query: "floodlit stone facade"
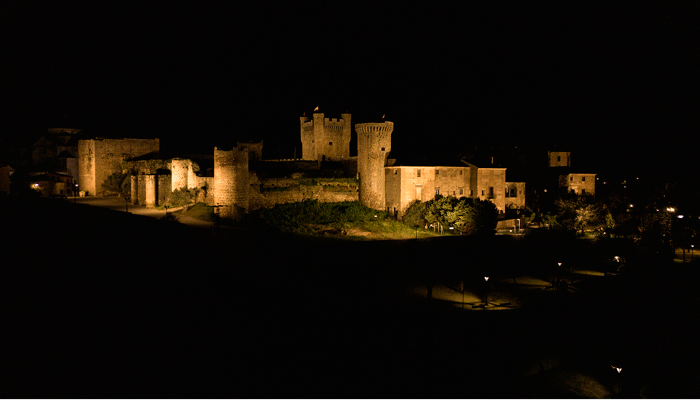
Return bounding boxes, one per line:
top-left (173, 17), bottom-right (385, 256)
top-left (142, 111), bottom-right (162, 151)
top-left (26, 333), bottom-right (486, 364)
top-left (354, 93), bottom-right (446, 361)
top-left (548, 151), bottom-right (571, 167)
top-left (301, 112), bottom-right (352, 162)
top-left (559, 173), bottom-right (596, 196)
top-left (356, 121), bottom-right (393, 211)
top-left (214, 146), bottom-right (249, 220)
top-left (78, 138), bottom-right (160, 196)
top-left (385, 166), bottom-right (476, 218)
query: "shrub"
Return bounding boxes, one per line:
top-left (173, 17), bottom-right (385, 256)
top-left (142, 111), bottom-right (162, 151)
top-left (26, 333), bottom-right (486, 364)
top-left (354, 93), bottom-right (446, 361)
top-left (169, 188), bottom-right (195, 208)
top-left (101, 171), bottom-right (130, 197)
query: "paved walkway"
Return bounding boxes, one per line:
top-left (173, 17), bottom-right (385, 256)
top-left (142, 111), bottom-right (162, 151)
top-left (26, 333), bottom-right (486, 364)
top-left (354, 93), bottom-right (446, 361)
top-left (70, 196), bottom-right (216, 229)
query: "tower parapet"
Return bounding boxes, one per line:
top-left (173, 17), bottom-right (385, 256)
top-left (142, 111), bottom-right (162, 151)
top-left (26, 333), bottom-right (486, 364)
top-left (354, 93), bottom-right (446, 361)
top-left (356, 121), bottom-right (394, 211)
top-left (214, 147), bottom-right (249, 220)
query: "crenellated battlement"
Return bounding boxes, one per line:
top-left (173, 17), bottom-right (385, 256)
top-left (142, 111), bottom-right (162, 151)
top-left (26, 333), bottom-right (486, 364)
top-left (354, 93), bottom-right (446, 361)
top-left (355, 122), bottom-right (394, 134)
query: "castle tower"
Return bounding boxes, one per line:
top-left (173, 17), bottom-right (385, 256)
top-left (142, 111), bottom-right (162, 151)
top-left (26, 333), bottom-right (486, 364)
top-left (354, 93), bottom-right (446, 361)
top-left (300, 110), bottom-right (352, 162)
top-left (170, 158), bottom-right (190, 192)
top-left (356, 121), bottom-right (394, 211)
top-left (214, 147), bottom-right (249, 220)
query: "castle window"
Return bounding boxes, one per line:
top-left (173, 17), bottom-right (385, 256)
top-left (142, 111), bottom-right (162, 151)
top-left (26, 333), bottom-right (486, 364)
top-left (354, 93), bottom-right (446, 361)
top-left (582, 176), bottom-right (586, 181)
top-left (417, 169), bottom-right (421, 177)
top-left (435, 188), bottom-right (440, 195)
top-left (488, 187), bottom-right (494, 199)
top-left (570, 176), bottom-right (573, 181)
top-left (557, 156), bottom-right (561, 162)
top-left (435, 170), bottom-right (439, 175)
top-left (460, 170), bottom-right (463, 175)
top-left (381, 147), bottom-right (385, 151)
top-left (459, 188), bottom-right (463, 195)
top-left (329, 142), bottom-right (333, 145)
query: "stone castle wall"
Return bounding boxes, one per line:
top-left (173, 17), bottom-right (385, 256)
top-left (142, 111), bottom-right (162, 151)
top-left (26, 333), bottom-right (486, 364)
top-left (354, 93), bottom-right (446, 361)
top-left (356, 122), bottom-right (393, 211)
top-left (214, 147), bottom-right (249, 219)
top-left (249, 185), bottom-right (358, 211)
top-left (78, 138), bottom-right (160, 196)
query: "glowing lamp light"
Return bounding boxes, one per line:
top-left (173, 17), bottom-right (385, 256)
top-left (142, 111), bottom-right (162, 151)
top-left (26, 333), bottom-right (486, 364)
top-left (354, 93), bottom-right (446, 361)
top-left (314, 106), bottom-right (319, 112)
top-left (629, 204), bottom-right (634, 208)
top-left (33, 183), bottom-right (39, 187)
top-left (484, 277), bottom-right (489, 282)
top-left (615, 256), bottom-right (620, 262)
top-left (558, 262), bottom-right (562, 267)
top-left (678, 215), bottom-right (684, 219)
top-left (667, 207), bottom-right (675, 212)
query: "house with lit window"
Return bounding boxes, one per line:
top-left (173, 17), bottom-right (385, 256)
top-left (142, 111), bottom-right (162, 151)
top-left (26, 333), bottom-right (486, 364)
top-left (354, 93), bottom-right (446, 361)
top-left (559, 173), bottom-right (596, 196)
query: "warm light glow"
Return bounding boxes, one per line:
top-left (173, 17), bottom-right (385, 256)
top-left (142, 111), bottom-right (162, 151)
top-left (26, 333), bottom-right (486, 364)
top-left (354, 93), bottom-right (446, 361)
top-left (314, 106), bottom-right (319, 112)
top-left (616, 367), bottom-right (622, 373)
top-left (629, 204), bottom-right (634, 208)
top-left (33, 183), bottom-right (39, 187)
top-left (382, 114), bottom-right (385, 119)
top-left (614, 256), bottom-right (620, 262)
top-left (484, 277), bottom-right (489, 281)
top-left (678, 215), bottom-right (684, 219)
top-left (667, 207), bottom-right (675, 212)
top-left (558, 262), bottom-right (562, 267)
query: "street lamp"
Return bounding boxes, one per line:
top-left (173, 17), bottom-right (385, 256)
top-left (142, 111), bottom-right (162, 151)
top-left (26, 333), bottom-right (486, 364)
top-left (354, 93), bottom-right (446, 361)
top-left (611, 365), bottom-right (622, 394)
top-left (484, 276), bottom-right (489, 305)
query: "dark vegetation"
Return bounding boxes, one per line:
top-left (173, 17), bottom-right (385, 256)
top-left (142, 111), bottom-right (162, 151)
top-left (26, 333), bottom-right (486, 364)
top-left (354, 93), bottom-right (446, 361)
top-left (2, 194), bottom-right (699, 397)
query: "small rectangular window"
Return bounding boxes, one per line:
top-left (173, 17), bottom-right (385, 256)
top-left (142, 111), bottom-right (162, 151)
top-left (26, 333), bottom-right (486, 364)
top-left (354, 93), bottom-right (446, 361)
top-left (460, 170), bottom-right (463, 175)
top-left (557, 156), bottom-right (561, 162)
top-left (459, 188), bottom-right (463, 195)
top-left (381, 147), bottom-right (385, 151)
top-left (329, 142), bottom-right (333, 145)
top-left (435, 188), bottom-right (440, 195)
top-left (435, 170), bottom-right (439, 175)
top-left (417, 169), bottom-right (421, 177)
top-left (570, 176), bottom-right (573, 181)
top-left (582, 176), bottom-right (586, 182)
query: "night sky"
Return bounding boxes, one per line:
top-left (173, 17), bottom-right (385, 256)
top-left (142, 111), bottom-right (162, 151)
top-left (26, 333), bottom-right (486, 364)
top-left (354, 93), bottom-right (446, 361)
top-left (2, 2), bottom-right (699, 172)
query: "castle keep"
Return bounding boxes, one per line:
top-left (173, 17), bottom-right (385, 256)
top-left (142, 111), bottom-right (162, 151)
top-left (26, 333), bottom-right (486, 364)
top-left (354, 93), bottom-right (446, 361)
top-left (300, 111), bottom-right (352, 162)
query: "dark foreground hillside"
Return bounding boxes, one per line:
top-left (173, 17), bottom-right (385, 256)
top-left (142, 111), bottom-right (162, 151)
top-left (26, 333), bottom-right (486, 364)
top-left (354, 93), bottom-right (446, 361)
top-left (2, 196), bottom-right (700, 398)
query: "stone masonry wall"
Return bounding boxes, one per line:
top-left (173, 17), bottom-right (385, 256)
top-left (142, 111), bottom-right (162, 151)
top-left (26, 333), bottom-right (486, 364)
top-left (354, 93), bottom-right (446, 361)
top-left (249, 186), bottom-right (358, 211)
top-left (79, 138), bottom-right (159, 196)
top-left (505, 182), bottom-right (526, 210)
top-left (357, 122), bottom-right (393, 211)
top-left (214, 147), bottom-right (249, 219)
top-left (78, 140), bottom-right (95, 195)
top-left (477, 168), bottom-right (507, 213)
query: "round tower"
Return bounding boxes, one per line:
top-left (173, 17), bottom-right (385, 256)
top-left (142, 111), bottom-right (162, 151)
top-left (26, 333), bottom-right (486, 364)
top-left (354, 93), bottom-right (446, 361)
top-left (170, 158), bottom-right (190, 192)
top-left (214, 147), bottom-right (249, 220)
top-left (356, 121), bottom-right (394, 211)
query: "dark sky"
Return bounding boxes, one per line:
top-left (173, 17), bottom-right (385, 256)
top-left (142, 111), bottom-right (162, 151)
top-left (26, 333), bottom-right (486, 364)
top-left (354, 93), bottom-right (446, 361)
top-left (2, 2), bottom-right (699, 171)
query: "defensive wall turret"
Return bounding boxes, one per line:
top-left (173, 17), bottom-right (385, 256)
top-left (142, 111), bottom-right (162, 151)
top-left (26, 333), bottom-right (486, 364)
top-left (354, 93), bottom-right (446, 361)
top-left (214, 147), bottom-right (249, 220)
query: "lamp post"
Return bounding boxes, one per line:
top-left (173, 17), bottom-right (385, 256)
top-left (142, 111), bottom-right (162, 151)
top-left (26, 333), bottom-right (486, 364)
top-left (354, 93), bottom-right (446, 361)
top-left (611, 365), bottom-right (622, 395)
top-left (484, 276), bottom-right (489, 305)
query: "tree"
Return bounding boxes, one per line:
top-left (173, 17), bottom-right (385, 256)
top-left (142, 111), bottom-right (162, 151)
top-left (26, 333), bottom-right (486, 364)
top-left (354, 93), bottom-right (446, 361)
top-left (101, 171), bottom-right (130, 197)
top-left (555, 192), bottom-right (611, 235)
top-left (422, 196), bottom-right (498, 235)
top-left (403, 200), bottom-right (428, 229)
